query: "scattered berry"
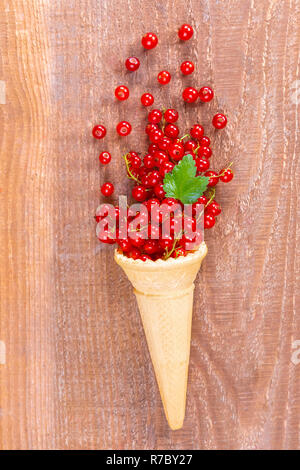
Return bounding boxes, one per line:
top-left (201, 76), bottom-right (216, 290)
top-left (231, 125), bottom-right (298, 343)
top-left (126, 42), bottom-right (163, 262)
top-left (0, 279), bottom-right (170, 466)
top-left (101, 182), bottom-right (114, 197)
top-left (125, 57), bottom-right (140, 72)
top-left (92, 124), bottom-right (106, 139)
top-left (219, 168), bottom-right (234, 182)
top-left (115, 85), bottom-right (129, 101)
top-left (198, 86), bottom-right (214, 102)
top-left (204, 213), bottom-right (216, 229)
top-left (142, 32), bottom-right (158, 50)
top-left (141, 93), bottom-right (154, 106)
top-left (148, 109), bottom-right (162, 124)
top-left (212, 113), bottom-right (227, 129)
top-left (116, 121), bottom-right (132, 136)
top-left (180, 61), bottom-right (194, 75)
top-left (157, 70), bottom-right (171, 85)
top-left (164, 108), bottom-right (179, 123)
top-left (182, 87), bottom-right (198, 103)
top-left (99, 151), bottom-right (111, 165)
top-left (178, 24), bottom-right (194, 41)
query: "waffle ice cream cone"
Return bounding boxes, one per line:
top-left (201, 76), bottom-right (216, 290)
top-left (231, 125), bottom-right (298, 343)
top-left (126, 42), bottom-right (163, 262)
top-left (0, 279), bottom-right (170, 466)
top-left (114, 242), bottom-right (207, 430)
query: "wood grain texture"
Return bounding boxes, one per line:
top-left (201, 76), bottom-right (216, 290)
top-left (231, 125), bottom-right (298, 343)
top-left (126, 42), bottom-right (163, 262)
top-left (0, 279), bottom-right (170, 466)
top-left (0, 0), bottom-right (299, 450)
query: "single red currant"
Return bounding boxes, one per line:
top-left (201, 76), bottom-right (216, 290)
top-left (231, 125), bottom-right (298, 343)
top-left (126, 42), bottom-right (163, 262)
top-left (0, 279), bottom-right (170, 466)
top-left (212, 113), bottom-right (227, 129)
top-left (198, 146), bottom-right (212, 159)
top-left (125, 56), bottom-right (140, 72)
top-left (99, 151), bottom-right (111, 165)
top-left (184, 140), bottom-right (198, 153)
top-left (205, 170), bottom-right (219, 187)
top-left (132, 185), bottom-right (147, 202)
top-left (128, 152), bottom-right (142, 169)
top-left (141, 32), bottom-right (158, 50)
top-left (145, 123), bottom-right (158, 135)
top-left (164, 108), bottom-right (179, 123)
top-left (195, 158), bottom-right (210, 173)
top-left (116, 121), bottom-right (132, 136)
top-left (159, 161), bottom-right (174, 178)
top-left (178, 24), bottom-right (194, 41)
top-left (149, 128), bottom-right (163, 143)
top-left (117, 239), bottom-right (132, 253)
top-left (201, 136), bottom-right (211, 146)
top-left (92, 124), bottom-right (106, 139)
top-left (148, 143), bottom-right (159, 155)
top-left (219, 168), bottom-right (234, 182)
top-left (158, 136), bottom-right (172, 151)
top-left (154, 183), bottom-right (166, 199)
top-left (154, 150), bottom-right (169, 165)
top-left (182, 87), bottom-right (198, 103)
top-left (148, 109), bottom-right (162, 124)
top-left (180, 61), bottom-right (194, 75)
top-left (169, 142), bottom-right (184, 161)
top-left (141, 93), bottom-right (154, 106)
top-left (164, 123), bottom-right (179, 139)
top-left (157, 70), bottom-right (171, 85)
top-left (143, 239), bottom-right (159, 254)
top-left (140, 254), bottom-right (152, 261)
top-left (115, 85), bottom-right (129, 101)
top-left (198, 86), bottom-right (214, 102)
top-left (206, 201), bottom-right (221, 216)
top-left (190, 124), bottom-right (204, 140)
top-left (148, 170), bottom-right (161, 187)
top-left (101, 182), bottom-right (114, 197)
top-left (143, 154), bottom-right (156, 169)
top-left (204, 213), bottom-right (216, 229)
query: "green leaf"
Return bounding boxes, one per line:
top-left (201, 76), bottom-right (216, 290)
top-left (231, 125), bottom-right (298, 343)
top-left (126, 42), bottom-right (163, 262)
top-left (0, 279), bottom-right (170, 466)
top-left (163, 154), bottom-right (209, 204)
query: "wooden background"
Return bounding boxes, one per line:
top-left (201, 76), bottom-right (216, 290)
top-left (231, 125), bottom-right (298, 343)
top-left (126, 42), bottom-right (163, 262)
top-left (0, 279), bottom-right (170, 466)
top-left (0, 0), bottom-right (299, 450)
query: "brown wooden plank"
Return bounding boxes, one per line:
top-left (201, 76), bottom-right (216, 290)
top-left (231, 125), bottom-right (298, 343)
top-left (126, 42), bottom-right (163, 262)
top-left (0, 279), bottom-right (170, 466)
top-left (0, 0), bottom-right (299, 450)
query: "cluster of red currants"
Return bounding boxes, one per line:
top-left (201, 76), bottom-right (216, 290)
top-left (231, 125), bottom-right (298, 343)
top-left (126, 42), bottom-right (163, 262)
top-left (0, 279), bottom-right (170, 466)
top-left (94, 25), bottom-right (234, 260)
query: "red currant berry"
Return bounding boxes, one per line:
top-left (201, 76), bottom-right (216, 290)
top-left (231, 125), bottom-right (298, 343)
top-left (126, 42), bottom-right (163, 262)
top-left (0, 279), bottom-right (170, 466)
top-left (117, 239), bottom-right (132, 253)
top-left (142, 32), bottom-right (158, 50)
top-left (140, 254), bottom-right (152, 261)
top-left (144, 240), bottom-right (159, 254)
top-left (115, 85), bottom-right (129, 101)
top-left (164, 123), bottom-right (179, 139)
top-left (116, 121), bottom-right (132, 136)
top-left (184, 140), bottom-right (197, 153)
top-left (148, 171), bottom-right (161, 187)
top-left (129, 230), bottom-right (145, 248)
top-left (198, 86), bottom-right (214, 102)
top-left (158, 136), bottom-right (172, 151)
top-left (143, 154), bottom-right (156, 169)
top-left (180, 61), bottom-right (194, 75)
top-left (212, 113), bottom-right (227, 129)
top-left (101, 182), bottom-right (114, 197)
top-left (92, 124), bottom-right (106, 139)
top-left (204, 213), bottom-right (216, 229)
top-left (172, 247), bottom-right (187, 258)
top-left (178, 24), bottom-right (194, 41)
top-left (149, 128), bottom-right (163, 143)
top-left (157, 70), bottom-right (171, 85)
top-left (148, 109), bottom-right (162, 124)
top-left (145, 198), bottom-right (160, 211)
top-left (99, 151), bottom-right (111, 165)
top-left (141, 93), bottom-right (154, 107)
top-left (145, 123), bottom-right (158, 135)
top-left (148, 143), bottom-right (159, 155)
top-left (94, 203), bottom-right (111, 222)
top-left (132, 185), bottom-right (147, 202)
top-left (198, 146), bottom-right (212, 159)
top-left (154, 150), bottom-right (169, 165)
top-left (182, 87), bottom-right (198, 103)
top-left (206, 201), bottom-right (221, 216)
top-left (128, 152), bottom-right (142, 169)
top-left (219, 168), bottom-right (234, 182)
top-left (195, 158), bottom-right (210, 173)
top-left (160, 161), bottom-right (174, 178)
top-left (128, 248), bottom-right (142, 260)
top-left (190, 124), bottom-right (204, 140)
top-left (201, 136), bottom-right (211, 146)
top-left (169, 142), bottom-right (184, 161)
top-left (125, 56), bottom-right (140, 72)
top-left (164, 109), bottom-right (179, 123)
top-left (154, 183), bottom-right (166, 199)
top-left (159, 235), bottom-right (174, 250)
top-left (205, 170), bottom-right (219, 187)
